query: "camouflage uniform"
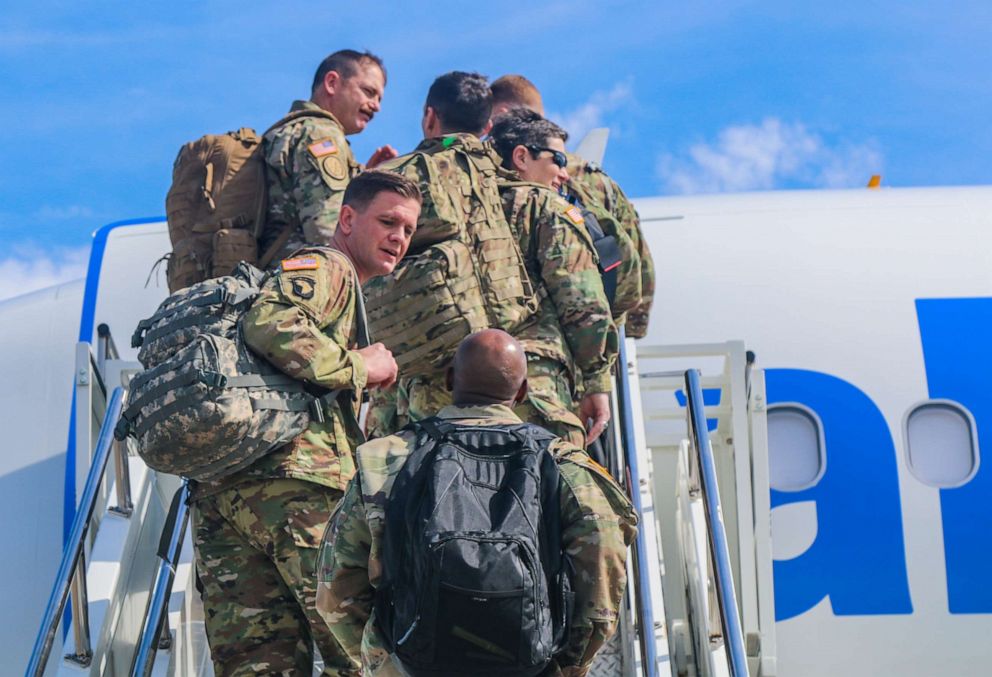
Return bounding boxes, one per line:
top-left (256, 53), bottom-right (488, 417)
top-left (316, 404), bottom-right (638, 677)
top-left (260, 101), bottom-right (362, 264)
top-left (503, 182), bottom-right (619, 447)
top-left (566, 152), bottom-right (655, 338)
top-left (191, 246), bottom-right (366, 676)
top-left (563, 179), bottom-right (641, 324)
top-left (365, 139), bottom-right (617, 447)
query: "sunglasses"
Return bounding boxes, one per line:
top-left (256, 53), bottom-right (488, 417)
top-left (527, 146), bottom-right (568, 169)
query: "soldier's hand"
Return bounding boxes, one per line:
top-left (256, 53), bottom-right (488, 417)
top-left (357, 343), bottom-right (398, 389)
top-left (366, 145), bottom-right (399, 169)
top-left (580, 392), bottom-right (611, 444)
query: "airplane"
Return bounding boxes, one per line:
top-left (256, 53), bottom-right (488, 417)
top-left (4, 127), bottom-right (991, 675)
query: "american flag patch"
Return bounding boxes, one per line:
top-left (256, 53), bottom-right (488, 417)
top-left (307, 139), bottom-right (338, 158)
top-left (282, 256), bottom-right (320, 271)
top-left (564, 205), bottom-right (584, 225)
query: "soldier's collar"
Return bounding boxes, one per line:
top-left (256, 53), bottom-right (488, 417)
top-left (288, 100), bottom-right (345, 130)
top-left (416, 133), bottom-right (487, 154)
top-left (437, 403), bottom-right (522, 422)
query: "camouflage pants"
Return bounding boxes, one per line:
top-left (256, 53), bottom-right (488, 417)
top-left (515, 355), bottom-right (586, 448)
top-left (192, 478), bottom-right (356, 677)
top-left (400, 355), bottom-right (586, 447)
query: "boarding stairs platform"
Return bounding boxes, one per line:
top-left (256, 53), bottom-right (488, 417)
top-left (26, 326), bottom-right (776, 677)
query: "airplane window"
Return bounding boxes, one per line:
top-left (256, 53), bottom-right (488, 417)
top-left (905, 401), bottom-right (978, 488)
top-left (767, 404), bottom-right (825, 491)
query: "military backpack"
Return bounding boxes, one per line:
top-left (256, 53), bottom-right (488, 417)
top-left (375, 418), bottom-right (572, 677)
top-left (164, 109), bottom-right (341, 293)
top-left (115, 260), bottom-right (368, 482)
top-left (364, 138), bottom-right (539, 376)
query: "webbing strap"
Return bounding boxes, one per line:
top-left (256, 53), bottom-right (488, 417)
top-left (132, 393), bottom-right (205, 438)
top-left (371, 292), bottom-right (445, 326)
top-left (138, 287), bottom-right (226, 331)
top-left (139, 310), bottom-right (220, 346)
top-left (123, 368), bottom-right (203, 419)
top-left (380, 305), bottom-right (460, 344)
top-left (395, 324), bottom-right (466, 367)
top-left (134, 285), bottom-right (258, 347)
top-left (251, 398), bottom-right (312, 413)
top-left (224, 374), bottom-right (304, 389)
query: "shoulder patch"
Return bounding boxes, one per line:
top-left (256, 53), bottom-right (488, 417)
top-left (308, 138), bottom-right (338, 158)
top-left (290, 276), bottom-right (316, 299)
top-left (564, 205), bottom-right (585, 225)
top-left (282, 256), bottom-right (320, 272)
top-left (321, 155), bottom-right (347, 180)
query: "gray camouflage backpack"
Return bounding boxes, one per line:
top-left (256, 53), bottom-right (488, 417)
top-left (115, 261), bottom-right (367, 481)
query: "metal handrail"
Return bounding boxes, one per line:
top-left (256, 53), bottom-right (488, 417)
top-left (27, 386), bottom-right (126, 676)
top-left (615, 332), bottom-right (660, 677)
top-left (131, 482), bottom-right (190, 677)
top-left (684, 369), bottom-right (749, 676)
top-left (97, 322), bottom-right (121, 375)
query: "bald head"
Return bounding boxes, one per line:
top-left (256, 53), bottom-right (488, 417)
top-left (449, 329), bottom-right (528, 406)
top-left (491, 74), bottom-right (545, 118)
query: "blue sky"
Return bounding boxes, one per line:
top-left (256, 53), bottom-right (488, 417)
top-left (1, 1), bottom-right (990, 298)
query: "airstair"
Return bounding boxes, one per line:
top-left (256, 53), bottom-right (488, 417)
top-left (27, 325), bottom-right (776, 677)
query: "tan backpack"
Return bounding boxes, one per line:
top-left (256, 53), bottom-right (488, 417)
top-left (164, 110), bottom-right (340, 293)
top-left (364, 138), bottom-right (539, 375)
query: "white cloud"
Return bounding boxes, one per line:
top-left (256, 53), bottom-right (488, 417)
top-left (657, 118), bottom-right (883, 194)
top-left (550, 79), bottom-right (634, 144)
top-left (0, 246), bottom-right (89, 302)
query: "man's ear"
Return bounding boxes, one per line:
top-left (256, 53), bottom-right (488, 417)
top-left (513, 378), bottom-right (528, 406)
top-left (481, 118), bottom-right (493, 137)
top-left (445, 366), bottom-right (454, 392)
top-left (323, 70), bottom-right (341, 96)
top-left (337, 203), bottom-right (355, 236)
top-left (422, 107), bottom-right (439, 137)
top-left (511, 144), bottom-right (530, 173)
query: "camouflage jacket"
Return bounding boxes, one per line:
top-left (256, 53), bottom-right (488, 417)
top-left (502, 182), bottom-right (618, 394)
top-left (380, 133), bottom-right (514, 251)
top-left (195, 247), bottom-right (367, 498)
top-left (562, 179), bottom-right (642, 323)
top-left (566, 152), bottom-right (655, 338)
top-left (317, 404), bottom-right (637, 677)
top-left (260, 101), bottom-right (362, 264)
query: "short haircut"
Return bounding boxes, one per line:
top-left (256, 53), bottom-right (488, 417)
top-left (342, 170), bottom-right (422, 212)
top-left (425, 71), bottom-right (492, 134)
top-left (491, 74), bottom-right (543, 112)
top-left (311, 49), bottom-right (386, 93)
top-left (489, 107), bottom-right (569, 169)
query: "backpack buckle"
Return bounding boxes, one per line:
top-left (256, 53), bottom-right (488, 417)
top-left (197, 371), bottom-right (228, 388)
top-left (308, 399), bottom-right (326, 424)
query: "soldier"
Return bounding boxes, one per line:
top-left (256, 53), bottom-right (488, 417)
top-left (491, 74), bottom-right (656, 337)
top-left (259, 49), bottom-right (399, 264)
top-left (317, 329), bottom-right (637, 676)
top-left (190, 170), bottom-right (421, 677)
top-left (490, 109), bottom-right (618, 449)
top-left (367, 72), bottom-right (615, 448)
top-left (365, 70), bottom-right (497, 437)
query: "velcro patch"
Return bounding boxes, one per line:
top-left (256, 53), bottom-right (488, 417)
top-left (291, 276), bottom-right (315, 300)
top-left (564, 205), bottom-right (584, 225)
top-left (282, 256), bottom-right (320, 271)
top-left (322, 155), bottom-right (347, 181)
top-left (308, 139), bottom-right (338, 158)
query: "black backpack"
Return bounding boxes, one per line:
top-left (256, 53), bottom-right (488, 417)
top-left (375, 418), bottom-right (573, 676)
